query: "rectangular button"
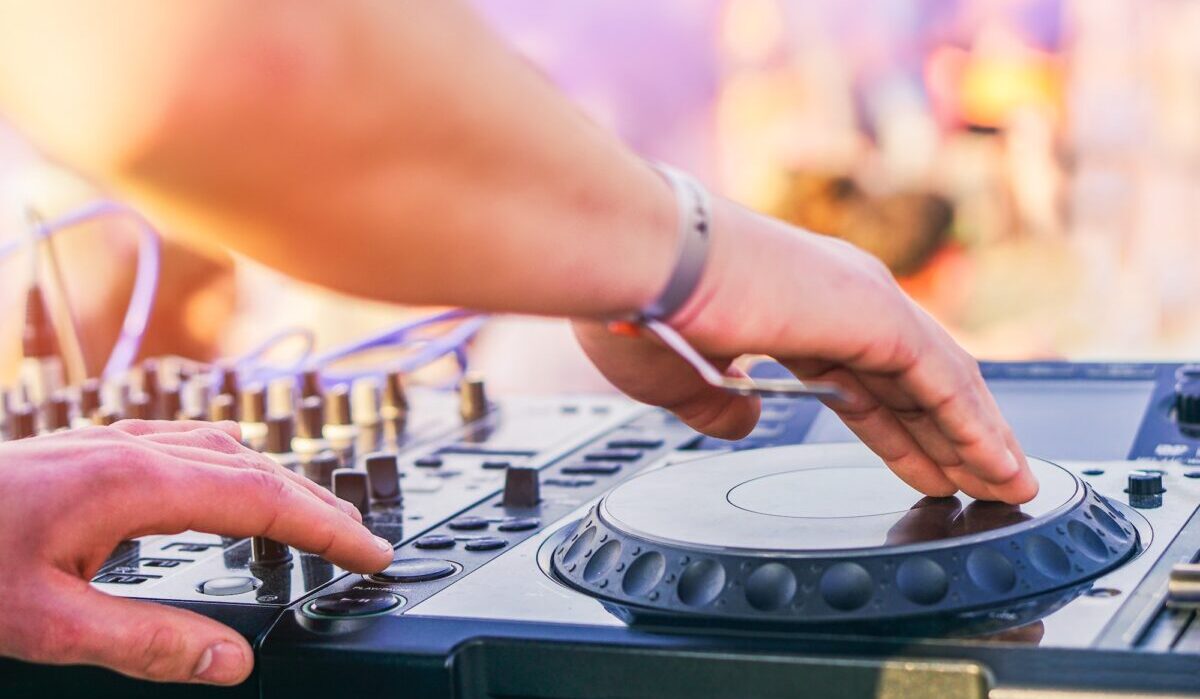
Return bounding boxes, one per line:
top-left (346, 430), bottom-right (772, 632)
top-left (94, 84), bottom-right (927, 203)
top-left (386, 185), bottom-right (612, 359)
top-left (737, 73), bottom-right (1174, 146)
top-left (93, 573), bottom-right (159, 585)
top-left (584, 449), bottom-right (642, 462)
top-left (606, 438), bottom-right (664, 450)
top-left (561, 462), bottom-right (622, 475)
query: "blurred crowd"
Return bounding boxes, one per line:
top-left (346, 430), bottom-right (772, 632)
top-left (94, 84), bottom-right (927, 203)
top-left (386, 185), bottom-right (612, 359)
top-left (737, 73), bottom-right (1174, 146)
top-left (1, 0), bottom-right (1198, 391)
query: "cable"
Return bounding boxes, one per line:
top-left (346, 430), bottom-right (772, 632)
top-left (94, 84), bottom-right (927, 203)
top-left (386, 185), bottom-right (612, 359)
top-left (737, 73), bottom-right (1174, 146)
top-left (2, 200), bottom-right (161, 380)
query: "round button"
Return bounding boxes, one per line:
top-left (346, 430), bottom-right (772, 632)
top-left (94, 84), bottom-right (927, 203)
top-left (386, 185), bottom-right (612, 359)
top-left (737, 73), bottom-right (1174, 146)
top-left (448, 516), bottom-right (489, 531)
top-left (305, 588), bottom-right (401, 618)
top-left (371, 558), bottom-right (457, 583)
top-left (497, 517), bottom-right (540, 532)
top-left (413, 534), bottom-right (455, 550)
top-left (464, 537), bottom-right (507, 552)
top-left (198, 576), bottom-right (260, 596)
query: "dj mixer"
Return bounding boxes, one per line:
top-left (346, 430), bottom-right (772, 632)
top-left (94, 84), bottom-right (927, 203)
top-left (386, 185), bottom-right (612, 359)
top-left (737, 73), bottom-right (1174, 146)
top-left (4, 360), bottom-right (1200, 698)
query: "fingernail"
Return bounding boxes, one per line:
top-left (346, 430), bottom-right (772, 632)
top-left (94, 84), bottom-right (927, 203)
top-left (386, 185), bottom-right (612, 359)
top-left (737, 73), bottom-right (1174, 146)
top-left (375, 536), bottom-right (394, 553)
top-left (193, 642), bottom-right (246, 685)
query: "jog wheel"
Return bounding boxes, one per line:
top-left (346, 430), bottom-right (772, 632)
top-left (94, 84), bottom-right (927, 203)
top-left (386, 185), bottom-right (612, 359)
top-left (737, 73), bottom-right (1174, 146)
top-left (552, 444), bottom-right (1139, 627)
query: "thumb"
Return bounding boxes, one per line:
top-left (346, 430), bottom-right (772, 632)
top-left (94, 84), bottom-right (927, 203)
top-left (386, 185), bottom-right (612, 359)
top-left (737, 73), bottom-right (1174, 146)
top-left (38, 576), bottom-right (252, 685)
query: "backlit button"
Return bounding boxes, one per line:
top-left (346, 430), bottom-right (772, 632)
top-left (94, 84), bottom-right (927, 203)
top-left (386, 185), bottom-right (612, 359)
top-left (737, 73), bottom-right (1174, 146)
top-left (448, 516), bottom-right (489, 531)
top-left (497, 517), bottom-right (540, 532)
top-left (606, 438), bottom-right (664, 450)
top-left (371, 558), bottom-right (457, 583)
top-left (464, 537), bottom-right (507, 552)
top-left (414, 534), bottom-right (456, 550)
top-left (306, 588), bottom-right (401, 618)
top-left (561, 462), bottom-right (622, 476)
top-left (199, 576), bottom-right (260, 596)
top-left (584, 449), bottom-right (642, 462)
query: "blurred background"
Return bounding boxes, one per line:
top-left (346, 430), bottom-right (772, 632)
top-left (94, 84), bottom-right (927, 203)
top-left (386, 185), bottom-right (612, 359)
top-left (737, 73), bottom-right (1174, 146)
top-left (1, 0), bottom-right (1198, 393)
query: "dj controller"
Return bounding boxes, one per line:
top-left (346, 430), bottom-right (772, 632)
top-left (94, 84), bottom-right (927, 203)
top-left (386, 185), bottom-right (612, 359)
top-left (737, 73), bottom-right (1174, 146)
top-left (4, 360), bottom-right (1200, 698)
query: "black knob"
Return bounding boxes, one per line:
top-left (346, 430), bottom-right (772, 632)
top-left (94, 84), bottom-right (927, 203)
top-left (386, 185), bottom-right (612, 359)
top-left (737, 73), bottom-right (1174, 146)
top-left (296, 396), bottom-right (325, 440)
top-left (42, 392), bottom-right (71, 431)
top-left (264, 414), bottom-right (295, 454)
top-left (299, 368), bottom-right (323, 399)
top-left (1175, 365), bottom-right (1200, 430)
top-left (8, 405), bottom-right (36, 439)
top-left (364, 452), bottom-right (402, 506)
top-left (303, 451), bottom-right (341, 488)
top-left (159, 386), bottom-right (182, 421)
top-left (332, 469), bottom-right (370, 517)
top-left (78, 379), bottom-right (102, 418)
top-left (250, 536), bottom-right (292, 565)
top-left (1128, 470), bottom-right (1164, 509)
top-left (502, 465), bottom-right (540, 509)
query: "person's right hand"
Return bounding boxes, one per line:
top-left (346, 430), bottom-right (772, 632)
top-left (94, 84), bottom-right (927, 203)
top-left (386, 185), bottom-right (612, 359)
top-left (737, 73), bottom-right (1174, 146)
top-left (575, 198), bottom-right (1039, 505)
top-left (0, 420), bottom-right (394, 686)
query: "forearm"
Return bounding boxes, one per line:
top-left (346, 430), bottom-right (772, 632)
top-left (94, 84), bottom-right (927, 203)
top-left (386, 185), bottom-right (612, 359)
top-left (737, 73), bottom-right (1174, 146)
top-left (0, 0), bottom-right (676, 317)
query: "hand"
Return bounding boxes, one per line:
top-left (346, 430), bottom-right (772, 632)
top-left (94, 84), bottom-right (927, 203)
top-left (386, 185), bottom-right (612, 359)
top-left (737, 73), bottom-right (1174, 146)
top-left (0, 420), bottom-right (393, 686)
top-left (575, 199), bottom-right (1038, 505)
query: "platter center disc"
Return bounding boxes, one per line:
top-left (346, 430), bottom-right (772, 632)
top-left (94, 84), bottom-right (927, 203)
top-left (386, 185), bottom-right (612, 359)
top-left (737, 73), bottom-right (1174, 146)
top-left (727, 466), bottom-right (917, 518)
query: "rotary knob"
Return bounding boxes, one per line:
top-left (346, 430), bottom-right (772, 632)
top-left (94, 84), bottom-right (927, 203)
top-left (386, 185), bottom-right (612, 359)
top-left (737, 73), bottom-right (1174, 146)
top-left (1174, 365), bottom-right (1200, 432)
top-left (1128, 470), bottom-right (1164, 509)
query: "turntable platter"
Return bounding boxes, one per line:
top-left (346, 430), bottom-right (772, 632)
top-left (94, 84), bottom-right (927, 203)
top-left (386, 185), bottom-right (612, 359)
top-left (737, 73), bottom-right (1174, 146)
top-left (552, 444), bottom-right (1139, 628)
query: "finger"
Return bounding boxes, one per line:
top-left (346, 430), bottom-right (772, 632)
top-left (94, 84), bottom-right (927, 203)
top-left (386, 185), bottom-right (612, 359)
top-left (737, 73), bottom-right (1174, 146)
top-left (136, 431), bottom-right (361, 520)
top-left (106, 456), bottom-right (392, 572)
top-left (33, 573), bottom-right (252, 685)
top-left (574, 322), bottom-right (760, 440)
top-left (844, 306), bottom-right (1031, 498)
top-left (783, 360), bottom-right (956, 497)
top-left (852, 372), bottom-right (999, 501)
top-left (110, 419), bottom-right (242, 442)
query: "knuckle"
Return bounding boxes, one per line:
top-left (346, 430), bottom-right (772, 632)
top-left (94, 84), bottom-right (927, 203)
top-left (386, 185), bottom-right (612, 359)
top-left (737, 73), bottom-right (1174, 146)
top-left (194, 428), bottom-right (239, 453)
top-left (243, 468), bottom-right (290, 506)
top-left (112, 419), bottom-right (150, 436)
top-left (131, 624), bottom-right (188, 681)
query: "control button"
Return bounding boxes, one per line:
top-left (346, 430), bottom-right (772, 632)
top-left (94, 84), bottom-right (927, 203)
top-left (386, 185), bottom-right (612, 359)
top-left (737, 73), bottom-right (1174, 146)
top-left (1167, 563), bottom-right (1200, 608)
top-left (501, 466), bottom-right (540, 508)
top-left (251, 537), bottom-right (292, 565)
top-left (464, 537), bottom-right (507, 552)
top-left (415, 455), bottom-right (444, 468)
top-left (199, 576), bottom-right (260, 596)
top-left (482, 460), bottom-right (511, 470)
top-left (606, 438), bottom-right (664, 450)
top-left (497, 517), bottom-right (540, 532)
top-left (325, 384), bottom-right (353, 426)
top-left (561, 462), bottom-right (622, 476)
top-left (209, 393), bottom-right (236, 422)
top-left (306, 588), bottom-right (401, 618)
top-left (42, 392), bottom-right (71, 430)
top-left (164, 542), bottom-right (218, 553)
top-left (138, 558), bottom-right (185, 569)
top-left (448, 516), bottom-right (489, 531)
top-left (365, 453), bottom-right (402, 506)
top-left (458, 373), bottom-right (489, 423)
top-left (93, 573), bottom-right (158, 585)
top-left (1128, 471), bottom-right (1164, 509)
top-left (332, 469), bottom-right (370, 516)
top-left (381, 371), bottom-right (409, 423)
top-left (584, 449), bottom-right (643, 462)
top-left (371, 558), bottom-right (457, 583)
top-left (544, 476), bottom-right (597, 488)
top-left (414, 534), bottom-right (456, 550)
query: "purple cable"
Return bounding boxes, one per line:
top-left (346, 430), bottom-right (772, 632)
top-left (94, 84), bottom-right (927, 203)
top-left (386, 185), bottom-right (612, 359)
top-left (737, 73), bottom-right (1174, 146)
top-left (7, 200), bottom-right (161, 379)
